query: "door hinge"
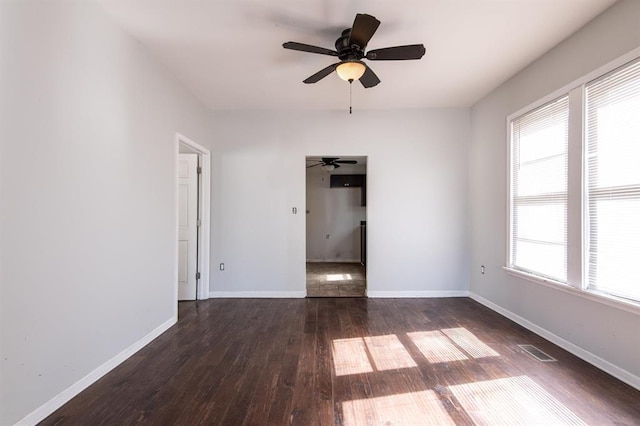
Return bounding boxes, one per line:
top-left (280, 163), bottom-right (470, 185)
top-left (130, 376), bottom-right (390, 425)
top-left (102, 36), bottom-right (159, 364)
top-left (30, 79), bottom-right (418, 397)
top-left (197, 219), bottom-right (201, 227)
top-left (196, 272), bottom-right (201, 280)
top-left (197, 166), bottom-right (202, 174)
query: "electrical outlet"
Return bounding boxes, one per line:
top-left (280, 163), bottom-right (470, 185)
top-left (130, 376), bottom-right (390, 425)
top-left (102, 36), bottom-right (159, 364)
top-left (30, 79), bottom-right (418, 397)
top-left (481, 265), bottom-right (485, 274)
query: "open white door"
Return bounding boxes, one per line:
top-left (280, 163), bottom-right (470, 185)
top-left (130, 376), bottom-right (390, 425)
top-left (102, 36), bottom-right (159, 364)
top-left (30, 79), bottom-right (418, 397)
top-left (178, 153), bottom-right (198, 300)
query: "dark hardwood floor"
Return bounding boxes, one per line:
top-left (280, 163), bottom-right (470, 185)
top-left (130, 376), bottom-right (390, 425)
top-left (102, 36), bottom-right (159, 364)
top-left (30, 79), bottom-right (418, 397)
top-left (42, 298), bottom-right (640, 425)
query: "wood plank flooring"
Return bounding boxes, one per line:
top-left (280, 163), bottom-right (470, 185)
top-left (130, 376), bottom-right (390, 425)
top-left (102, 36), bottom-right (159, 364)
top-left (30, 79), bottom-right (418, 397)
top-left (306, 262), bottom-right (366, 297)
top-left (42, 298), bottom-right (640, 425)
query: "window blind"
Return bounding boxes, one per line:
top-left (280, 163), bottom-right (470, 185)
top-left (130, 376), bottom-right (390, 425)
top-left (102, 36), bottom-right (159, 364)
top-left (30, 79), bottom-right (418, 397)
top-left (510, 96), bottom-right (569, 282)
top-left (585, 58), bottom-right (640, 301)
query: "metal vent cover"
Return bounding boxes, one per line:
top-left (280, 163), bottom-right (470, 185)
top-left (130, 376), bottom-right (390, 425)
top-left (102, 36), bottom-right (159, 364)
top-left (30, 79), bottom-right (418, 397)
top-left (518, 344), bottom-right (556, 362)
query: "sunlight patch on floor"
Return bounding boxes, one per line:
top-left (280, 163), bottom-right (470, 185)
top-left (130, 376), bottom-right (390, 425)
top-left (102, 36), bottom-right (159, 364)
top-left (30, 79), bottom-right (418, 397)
top-left (326, 273), bottom-right (353, 281)
top-left (408, 330), bottom-right (469, 363)
top-left (449, 375), bottom-right (586, 425)
top-left (332, 328), bottom-right (497, 377)
top-left (342, 390), bottom-right (456, 426)
top-left (332, 337), bottom-right (373, 376)
top-left (441, 327), bottom-right (500, 358)
top-left (332, 334), bottom-right (416, 376)
top-left (364, 334), bottom-right (417, 371)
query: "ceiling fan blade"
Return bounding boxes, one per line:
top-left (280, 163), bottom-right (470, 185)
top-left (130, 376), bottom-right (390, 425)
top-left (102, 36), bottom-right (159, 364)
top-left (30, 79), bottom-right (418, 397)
top-left (335, 160), bottom-right (358, 164)
top-left (283, 41), bottom-right (339, 56)
top-left (303, 63), bottom-right (340, 84)
top-left (321, 157), bottom-right (339, 163)
top-left (366, 44), bottom-right (426, 61)
top-left (306, 163), bottom-right (323, 168)
top-left (359, 65), bottom-right (381, 88)
top-left (348, 14), bottom-right (380, 49)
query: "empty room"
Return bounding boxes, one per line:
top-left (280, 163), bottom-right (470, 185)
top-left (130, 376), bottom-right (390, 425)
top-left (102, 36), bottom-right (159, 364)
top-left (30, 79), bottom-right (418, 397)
top-left (2, 1), bottom-right (640, 425)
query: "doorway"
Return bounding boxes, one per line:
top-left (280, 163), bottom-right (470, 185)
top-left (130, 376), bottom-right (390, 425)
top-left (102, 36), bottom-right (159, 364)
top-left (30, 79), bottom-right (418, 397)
top-left (176, 133), bottom-right (211, 302)
top-left (305, 156), bottom-right (367, 297)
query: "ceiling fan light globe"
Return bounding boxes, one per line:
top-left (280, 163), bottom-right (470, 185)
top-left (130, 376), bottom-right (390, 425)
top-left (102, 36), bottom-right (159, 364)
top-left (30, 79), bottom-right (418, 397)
top-left (321, 164), bottom-right (336, 172)
top-left (336, 61), bottom-right (366, 82)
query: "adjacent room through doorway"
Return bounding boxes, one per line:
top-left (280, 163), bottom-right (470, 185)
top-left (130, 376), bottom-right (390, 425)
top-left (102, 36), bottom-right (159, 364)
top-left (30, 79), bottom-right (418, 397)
top-left (305, 156), bottom-right (367, 297)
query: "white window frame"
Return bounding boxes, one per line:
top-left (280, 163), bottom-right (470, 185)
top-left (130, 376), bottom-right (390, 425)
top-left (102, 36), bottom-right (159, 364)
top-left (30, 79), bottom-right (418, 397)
top-left (505, 46), bottom-right (640, 316)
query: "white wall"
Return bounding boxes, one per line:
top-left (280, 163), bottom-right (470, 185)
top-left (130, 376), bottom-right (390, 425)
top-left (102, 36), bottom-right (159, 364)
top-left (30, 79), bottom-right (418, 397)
top-left (209, 109), bottom-right (469, 297)
top-left (469, 0), bottom-right (640, 386)
top-left (306, 164), bottom-right (366, 262)
top-left (0, 2), bottom-right (210, 424)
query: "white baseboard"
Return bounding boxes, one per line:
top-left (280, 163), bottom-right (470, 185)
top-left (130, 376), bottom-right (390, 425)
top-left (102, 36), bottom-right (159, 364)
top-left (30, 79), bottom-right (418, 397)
top-left (16, 316), bottom-right (177, 426)
top-left (209, 291), bottom-right (306, 298)
top-left (367, 290), bottom-right (469, 298)
top-left (306, 259), bottom-right (360, 263)
top-left (469, 292), bottom-right (640, 391)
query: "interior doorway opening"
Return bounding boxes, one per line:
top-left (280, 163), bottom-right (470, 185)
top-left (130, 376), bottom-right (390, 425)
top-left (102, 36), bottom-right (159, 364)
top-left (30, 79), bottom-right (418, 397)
top-left (176, 134), bottom-right (211, 305)
top-left (305, 156), bottom-right (367, 297)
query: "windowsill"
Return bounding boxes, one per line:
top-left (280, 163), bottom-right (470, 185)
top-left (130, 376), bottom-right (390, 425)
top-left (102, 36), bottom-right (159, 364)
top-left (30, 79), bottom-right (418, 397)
top-left (503, 266), bottom-right (640, 316)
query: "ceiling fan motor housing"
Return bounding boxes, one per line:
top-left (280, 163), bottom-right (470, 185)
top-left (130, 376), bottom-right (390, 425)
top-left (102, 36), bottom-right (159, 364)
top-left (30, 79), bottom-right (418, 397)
top-left (335, 29), bottom-right (364, 61)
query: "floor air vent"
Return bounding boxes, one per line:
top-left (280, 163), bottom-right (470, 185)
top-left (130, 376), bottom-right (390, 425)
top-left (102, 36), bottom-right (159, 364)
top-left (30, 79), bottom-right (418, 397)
top-left (518, 344), bottom-right (556, 362)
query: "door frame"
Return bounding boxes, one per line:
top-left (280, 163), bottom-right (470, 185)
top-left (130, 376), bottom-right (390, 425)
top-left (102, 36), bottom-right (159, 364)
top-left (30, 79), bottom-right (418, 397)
top-left (175, 133), bottom-right (211, 301)
top-left (305, 155), bottom-right (368, 297)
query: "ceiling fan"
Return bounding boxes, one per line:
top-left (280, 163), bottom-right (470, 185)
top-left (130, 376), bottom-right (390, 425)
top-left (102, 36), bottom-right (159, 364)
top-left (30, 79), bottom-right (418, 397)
top-left (283, 13), bottom-right (426, 88)
top-left (307, 157), bottom-right (358, 170)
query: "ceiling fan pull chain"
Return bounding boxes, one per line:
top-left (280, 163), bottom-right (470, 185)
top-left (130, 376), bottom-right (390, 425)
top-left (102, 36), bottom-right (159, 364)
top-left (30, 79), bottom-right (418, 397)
top-left (349, 81), bottom-right (353, 114)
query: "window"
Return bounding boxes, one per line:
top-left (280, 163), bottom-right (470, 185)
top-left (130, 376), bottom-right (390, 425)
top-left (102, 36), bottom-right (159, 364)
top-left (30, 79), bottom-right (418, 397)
top-left (585, 58), bottom-right (640, 301)
top-left (508, 52), bottom-right (640, 305)
top-left (510, 97), bottom-right (569, 282)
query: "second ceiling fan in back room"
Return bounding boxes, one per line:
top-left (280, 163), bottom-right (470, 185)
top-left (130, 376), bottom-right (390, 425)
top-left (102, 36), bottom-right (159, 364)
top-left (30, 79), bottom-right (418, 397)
top-left (283, 13), bottom-right (426, 89)
top-left (307, 157), bottom-right (357, 172)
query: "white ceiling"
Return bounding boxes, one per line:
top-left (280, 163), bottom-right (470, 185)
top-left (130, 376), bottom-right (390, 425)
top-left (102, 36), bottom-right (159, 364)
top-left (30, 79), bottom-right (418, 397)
top-left (99, 0), bottom-right (616, 111)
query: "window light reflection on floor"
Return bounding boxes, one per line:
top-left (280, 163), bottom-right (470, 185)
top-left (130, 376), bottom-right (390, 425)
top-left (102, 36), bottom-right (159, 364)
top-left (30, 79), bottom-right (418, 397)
top-left (408, 330), bottom-right (469, 363)
top-left (449, 375), bottom-right (586, 425)
top-left (326, 273), bottom-right (353, 281)
top-left (332, 335), bottom-right (416, 376)
top-left (364, 335), bottom-right (417, 371)
top-left (332, 328), bottom-right (499, 376)
top-left (441, 327), bottom-right (500, 358)
top-left (332, 338), bottom-right (373, 376)
top-left (342, 390), bottom-right (456, 426)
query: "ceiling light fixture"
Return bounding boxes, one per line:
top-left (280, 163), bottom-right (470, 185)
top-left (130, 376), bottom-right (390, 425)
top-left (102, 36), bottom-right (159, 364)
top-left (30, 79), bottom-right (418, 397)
top-left (336, 61), bottom-right (366, 82)
top-left (336, 61), bottom-right (367, 115)
top-left (321, 164), bottom-right (336, 172)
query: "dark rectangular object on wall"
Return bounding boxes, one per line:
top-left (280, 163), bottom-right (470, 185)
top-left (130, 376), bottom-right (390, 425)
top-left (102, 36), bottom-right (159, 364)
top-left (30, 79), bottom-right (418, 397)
top-left (330, 174), bottom-right (366, 206)
top-left (330, 174), bottom-right (364, 188)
